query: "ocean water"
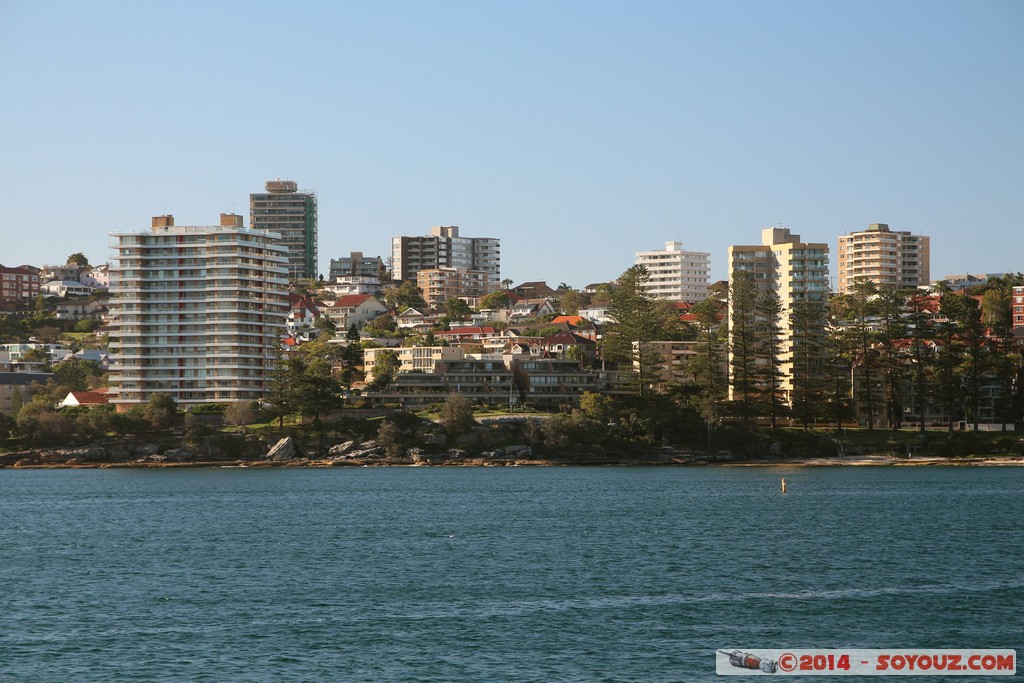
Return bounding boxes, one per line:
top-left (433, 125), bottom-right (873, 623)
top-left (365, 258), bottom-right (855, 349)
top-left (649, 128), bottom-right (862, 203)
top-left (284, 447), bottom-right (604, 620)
top-left (0, 466), bottom-right (1021, 682)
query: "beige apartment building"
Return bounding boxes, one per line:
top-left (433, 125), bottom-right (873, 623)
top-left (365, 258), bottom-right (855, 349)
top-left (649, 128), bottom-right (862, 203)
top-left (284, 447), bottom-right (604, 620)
top-left (250, 180), bottom-right (318, 281)
top-left (363, 345), bottom-right (464, 379)
top-left (727, 227), bottom-right (829, 401)
top-left (634, 241), bottom-right (711, 302)
top-left (416, 267), bottom-right (493, 307)
top-left (836, 223), bottom-right (929, 293)
top-left (108, 214), bottom-right (288, 409)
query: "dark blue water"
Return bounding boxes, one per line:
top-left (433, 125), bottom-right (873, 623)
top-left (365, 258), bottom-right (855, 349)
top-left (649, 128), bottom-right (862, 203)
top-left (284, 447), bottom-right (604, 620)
top-left (1, 466), bottom-right (1021, 681)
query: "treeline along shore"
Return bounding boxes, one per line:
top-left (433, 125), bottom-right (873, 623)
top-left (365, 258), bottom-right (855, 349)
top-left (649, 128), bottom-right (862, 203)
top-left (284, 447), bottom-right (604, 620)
top-left (4, 397), bottom-right (1023, 469)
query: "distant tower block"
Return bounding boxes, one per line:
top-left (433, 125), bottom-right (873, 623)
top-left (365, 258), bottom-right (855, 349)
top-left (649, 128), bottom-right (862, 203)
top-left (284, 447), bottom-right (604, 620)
top-left (250, 180), bottom-right (318, 281)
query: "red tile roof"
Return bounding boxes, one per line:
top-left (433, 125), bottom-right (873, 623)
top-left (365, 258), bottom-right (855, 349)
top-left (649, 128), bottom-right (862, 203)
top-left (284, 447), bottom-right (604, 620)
top-left (331, 294), bottom-right (376, 308)
top-left (68, 391), bottom-right (109, 405)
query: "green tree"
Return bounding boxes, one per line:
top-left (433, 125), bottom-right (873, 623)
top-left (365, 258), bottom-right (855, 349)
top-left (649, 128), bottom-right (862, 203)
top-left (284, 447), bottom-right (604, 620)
top-left (369, 350), bottom-right (401, 390)
top-left (683, 297), bottom-right (727, 444)
top-left (728, 269), bottom-right (760, 423)
top-left (266, 347), bottom-right (300, 427)
top-left (905, 293), bottom-right (935, 432)
top-left (0, 314), bottom-right (28, 342)
top-left (440, 392), bottom-right (475, 436)
top-left (790, 301), bottom-right (828, 429)
top-left (143, 393), bottom-right (178, 431)
top-left (383, 280), bottom-right (427, 311)
top-left (844, 281), bottom-right (882, 430)
top-left (340, 325), bottom-right (363, 392)
top-left (74, 319), bottom-right (101, 333)
top-left (603, 265), bottom-right (663, 400)
top-left (293, 357), bottom-right (342, 426)
top-left (756, 290), bottom-right (785, 430)
top-left (67, 252), bottom-right (91, 268)
top-left (823, 326), bottom-right (854, 431)
top-left (314, 314), bottom-right (337, 338)
top-left (479, 290), bottom-right (510, 310)
top-left (558, 289), bottom-right (588, 316)
top-left (982, 287), bottom-right (1012, 332)
top-left (930, 307), bottom-right (962, 432)
top-left (362, 313), bottom-right (397, 336)
top-left (19, 347), bottom-right (52, 371)
top-left (945, 293), bottom-right (985, 430)
top-left (875, 288), bottom-right (909, 430)
top-left (376, 419), bottom-right (407, 459)
top-left (444, 297), bottom-right (473, 320)
top-left (579, 391), bottom-right (614, 422)
top-left (224, 401), bottom-right (259, 426)
top-left (52, 359), bottom-right (102, 392)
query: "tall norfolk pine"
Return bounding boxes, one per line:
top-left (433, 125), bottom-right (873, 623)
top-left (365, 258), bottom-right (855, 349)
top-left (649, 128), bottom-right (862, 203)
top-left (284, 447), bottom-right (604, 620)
top-left (684, 297), bottom-right (727, 443)
top-left (604, 265), bottom-right (665, 400)
top-left (728, 269), bottom-right (760, 423)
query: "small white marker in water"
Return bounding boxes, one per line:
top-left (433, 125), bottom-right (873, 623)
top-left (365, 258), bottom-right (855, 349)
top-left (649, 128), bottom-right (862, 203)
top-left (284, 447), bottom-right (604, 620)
top-left (781, 478), bottom-right (787, 494)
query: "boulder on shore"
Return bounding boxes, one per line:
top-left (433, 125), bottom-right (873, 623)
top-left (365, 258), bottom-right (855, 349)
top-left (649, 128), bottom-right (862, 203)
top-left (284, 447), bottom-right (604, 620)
top-left (267, 437), bottom-right (298, 461)
top-left (328, 440), bottom-right (358, 456)
top-left (163, 448), bottom-right (194, 462)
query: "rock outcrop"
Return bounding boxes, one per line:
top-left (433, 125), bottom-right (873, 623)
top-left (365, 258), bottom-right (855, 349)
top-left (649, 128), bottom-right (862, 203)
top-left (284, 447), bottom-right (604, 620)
top-left (267, 437), bottom-right (298, 461)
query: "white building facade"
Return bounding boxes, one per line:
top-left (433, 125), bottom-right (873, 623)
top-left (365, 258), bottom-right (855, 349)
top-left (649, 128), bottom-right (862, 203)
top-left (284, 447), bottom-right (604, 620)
top-left (634, 241), bottom-right (711, 302)
top-left (107, 214), bottom-right (288, 409)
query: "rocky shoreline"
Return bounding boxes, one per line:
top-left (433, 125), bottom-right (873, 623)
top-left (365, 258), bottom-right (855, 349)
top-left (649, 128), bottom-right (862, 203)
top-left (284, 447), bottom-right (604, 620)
top-left (3, 435), bottom-right (1023, 469)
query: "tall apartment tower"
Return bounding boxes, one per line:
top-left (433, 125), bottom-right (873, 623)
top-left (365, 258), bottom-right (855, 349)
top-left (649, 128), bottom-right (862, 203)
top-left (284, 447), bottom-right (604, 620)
top-left (727, 227), bottom-right (829, 401)
top-left (634, 241), bottom-right (711, 302)
top-left (836, 223), bottom-right (929, 293)
top-left (1013, 286), bottom-right (1024, 332)
top-left (391, 226), bottom-right (500, 291)
top-left (250, 180), bottom-right (318, 281)
top-left (108, 214), bottom-right (288, 410)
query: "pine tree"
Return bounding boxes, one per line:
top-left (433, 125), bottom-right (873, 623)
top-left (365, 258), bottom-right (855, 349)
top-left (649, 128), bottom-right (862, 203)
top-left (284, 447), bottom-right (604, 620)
top-left (728, 269), bottom-right (760, 424)
top-left (790, 301), bottom-right (828, 429)
top-left (756, 290), bottom-right (785, 430)
top-left (603, 265), bottom-right (664, 401)
top-left (684, 297), bottom-right (727, 444)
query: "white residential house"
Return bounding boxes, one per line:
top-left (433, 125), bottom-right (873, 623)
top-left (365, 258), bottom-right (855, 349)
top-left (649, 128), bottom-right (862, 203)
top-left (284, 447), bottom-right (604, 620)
top-left (81, 264), bottom-right (111, 289)
top-left (54, 298), bottom-right (103, 321)
top-left (579, 305), bottom-right (613, 325)
top-left (286, 294), bottom-right (322, 337)
top-left (321, 276), bottom-right (384, 297)
top-left (508, 298), bottom-right (556, 322)
top-left (396, 307), bottom-right (431, 330)
top-left (59, 389), bottom-right (110, 408)
top-left (321, 295), bottom-right (387, 331)
top-left (41, 280), bottom-right (92, 297)
top-left (57, 349), bottom-right (111, 371)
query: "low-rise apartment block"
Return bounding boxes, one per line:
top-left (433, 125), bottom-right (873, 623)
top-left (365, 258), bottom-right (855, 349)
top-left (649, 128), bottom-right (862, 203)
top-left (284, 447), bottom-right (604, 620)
top-left (0, 266), bottom-right (40, 304)
top-left (328, 252), bottom-right (386, 281)
top-left (417, 267), bottom-right (494, 307)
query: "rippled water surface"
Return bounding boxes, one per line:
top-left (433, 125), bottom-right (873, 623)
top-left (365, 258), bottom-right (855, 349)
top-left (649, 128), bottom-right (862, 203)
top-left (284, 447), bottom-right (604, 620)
top-left (1, 466), bottom-right (1021, 681)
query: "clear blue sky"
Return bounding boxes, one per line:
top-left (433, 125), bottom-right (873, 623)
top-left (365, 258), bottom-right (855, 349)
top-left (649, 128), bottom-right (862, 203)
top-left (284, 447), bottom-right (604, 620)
top-left (2, 0), bottom-right (1021, 287)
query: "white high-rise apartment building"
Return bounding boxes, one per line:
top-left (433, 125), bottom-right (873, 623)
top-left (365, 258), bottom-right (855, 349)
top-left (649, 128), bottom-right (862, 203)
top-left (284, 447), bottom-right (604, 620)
top-left (727, 227), bottom-right (829, 401)
top-left (634, 241), bottom-right (711, 302)
top-left (108, 214), bottom-right (288, 409)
